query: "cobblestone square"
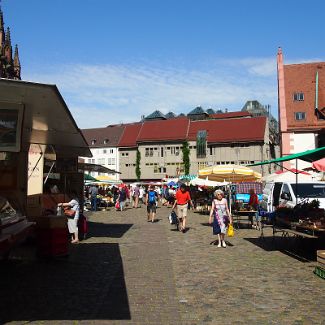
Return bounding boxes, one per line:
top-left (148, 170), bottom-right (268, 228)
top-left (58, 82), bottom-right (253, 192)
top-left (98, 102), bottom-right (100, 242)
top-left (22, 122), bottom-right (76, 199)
top-left (1, 205), bottom-right (325, 325)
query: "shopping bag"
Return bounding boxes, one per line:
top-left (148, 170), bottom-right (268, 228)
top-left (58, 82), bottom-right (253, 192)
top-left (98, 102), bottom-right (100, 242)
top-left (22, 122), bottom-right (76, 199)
top-left (115, 201), bottom-right (120, 210)
top-left (227, 224), bottom-right (234, 237)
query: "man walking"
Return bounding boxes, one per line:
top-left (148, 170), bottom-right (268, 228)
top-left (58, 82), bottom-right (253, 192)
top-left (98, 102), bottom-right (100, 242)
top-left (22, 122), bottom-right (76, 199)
top-left (146, 185), bottom-right (158, 222)
top-left (172, 184), bottom-right (194, 232)
top-left (89, 184), bottom-right (98, 211)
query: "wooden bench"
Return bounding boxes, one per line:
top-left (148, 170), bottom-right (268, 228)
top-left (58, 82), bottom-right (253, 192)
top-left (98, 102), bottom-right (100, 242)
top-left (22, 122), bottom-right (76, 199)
top-left (273, 227), bottom-right (318, 239)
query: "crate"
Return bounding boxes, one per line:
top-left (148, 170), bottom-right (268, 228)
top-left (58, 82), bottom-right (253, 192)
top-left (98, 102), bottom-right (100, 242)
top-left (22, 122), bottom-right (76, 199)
top-left (314, 266), bottom-right (325, 280)
top-left (317, 250), bottom-right (325, 268)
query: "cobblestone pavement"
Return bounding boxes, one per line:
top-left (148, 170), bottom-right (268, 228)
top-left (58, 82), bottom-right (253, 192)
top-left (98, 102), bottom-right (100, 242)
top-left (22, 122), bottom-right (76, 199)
top-left (1, 204), bottom-right (325, 325)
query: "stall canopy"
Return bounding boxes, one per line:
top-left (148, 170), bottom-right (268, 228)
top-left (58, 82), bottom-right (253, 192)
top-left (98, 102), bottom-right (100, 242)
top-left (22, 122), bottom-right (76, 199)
top-left (312, 158), bottom-right (325, 172)
top-left (199, 164), bottom-right (262, 182)
top-left (0, 78), bottom-right (92, 157)
top-left (248, 146), bottom-right (325, 167)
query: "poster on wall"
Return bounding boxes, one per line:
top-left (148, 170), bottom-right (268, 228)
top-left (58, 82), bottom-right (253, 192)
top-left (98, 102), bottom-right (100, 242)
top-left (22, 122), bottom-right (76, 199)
top-left (0, 105), bottom-right (24, 152)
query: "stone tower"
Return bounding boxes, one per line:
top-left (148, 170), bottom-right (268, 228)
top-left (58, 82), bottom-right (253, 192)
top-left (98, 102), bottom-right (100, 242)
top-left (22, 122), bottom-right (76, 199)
top-left (0, 6), bottom-right (21, 79)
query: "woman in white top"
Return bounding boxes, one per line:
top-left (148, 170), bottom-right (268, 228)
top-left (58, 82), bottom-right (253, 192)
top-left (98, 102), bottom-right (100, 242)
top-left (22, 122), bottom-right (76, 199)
top-left (59, 193), bottom-right (80, 243)
top-left (209, 189), bottom-right (232, 248)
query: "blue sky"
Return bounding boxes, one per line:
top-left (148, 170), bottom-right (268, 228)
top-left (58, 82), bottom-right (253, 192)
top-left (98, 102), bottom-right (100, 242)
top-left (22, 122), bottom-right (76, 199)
top-left (3, 0), bottom-right (325, 128)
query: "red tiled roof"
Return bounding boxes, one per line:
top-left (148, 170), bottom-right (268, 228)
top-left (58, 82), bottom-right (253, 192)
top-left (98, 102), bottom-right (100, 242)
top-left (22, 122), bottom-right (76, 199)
top-left (188, 116), bottom-right (266, 143)
top-left (209, 111), bottom-right (251, 119)
top-left (137, 118), bottom-right (190, 143)
top-left (118, 123), bottom-right (143, 147)
top-left (82, 124), bottom-right (125, 147)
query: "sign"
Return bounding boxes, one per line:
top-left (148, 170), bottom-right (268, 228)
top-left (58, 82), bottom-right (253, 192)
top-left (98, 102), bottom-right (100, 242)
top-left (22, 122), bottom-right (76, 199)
top-left (0, 105), bottom-right (24, 152)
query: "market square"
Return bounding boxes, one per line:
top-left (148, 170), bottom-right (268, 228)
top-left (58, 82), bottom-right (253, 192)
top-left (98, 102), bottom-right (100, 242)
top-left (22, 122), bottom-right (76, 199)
top-left (1, 1), bottom-right (325, 324)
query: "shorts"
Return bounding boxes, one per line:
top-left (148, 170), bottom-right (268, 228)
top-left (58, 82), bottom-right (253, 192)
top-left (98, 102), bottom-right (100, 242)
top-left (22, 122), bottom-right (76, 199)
top-left (177, 204), bottom-right (188, 219)
top-left (147, 203), bottom-right (156, 213)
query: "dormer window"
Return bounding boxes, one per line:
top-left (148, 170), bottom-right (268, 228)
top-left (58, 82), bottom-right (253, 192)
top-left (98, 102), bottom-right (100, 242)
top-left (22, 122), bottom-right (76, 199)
top-left (91, 139), bottom-right (96, 145)
top-left (103, 139), bottom-right (109, 144)
top-left (293, 92), bottom-right (304, 101)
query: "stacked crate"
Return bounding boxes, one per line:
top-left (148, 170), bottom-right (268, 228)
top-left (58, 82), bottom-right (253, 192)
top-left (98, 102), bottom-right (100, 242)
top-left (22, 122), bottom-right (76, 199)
top-left (314, 250), bottom-right (325, 279)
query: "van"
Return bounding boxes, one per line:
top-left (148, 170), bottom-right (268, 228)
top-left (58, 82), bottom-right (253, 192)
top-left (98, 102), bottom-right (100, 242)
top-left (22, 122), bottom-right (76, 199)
top-left (261, 181), bottom-right (325, 212)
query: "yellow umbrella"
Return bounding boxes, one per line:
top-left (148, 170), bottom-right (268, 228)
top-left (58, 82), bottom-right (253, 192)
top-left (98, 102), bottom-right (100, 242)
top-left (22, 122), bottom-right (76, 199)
top-left (199, 164), bottom-right (261, 182)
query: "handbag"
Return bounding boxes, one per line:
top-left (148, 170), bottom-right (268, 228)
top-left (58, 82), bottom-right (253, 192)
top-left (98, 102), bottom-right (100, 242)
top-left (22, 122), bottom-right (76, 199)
top-left (227, 224), bottom-right (234, 237)
top-left (64, 207), bottom-right (76, 218)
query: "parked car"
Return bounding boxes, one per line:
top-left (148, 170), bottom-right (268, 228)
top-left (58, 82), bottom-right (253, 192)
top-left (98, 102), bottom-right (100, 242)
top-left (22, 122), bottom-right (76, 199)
top-left (261, 181), bottom-right (325, 212)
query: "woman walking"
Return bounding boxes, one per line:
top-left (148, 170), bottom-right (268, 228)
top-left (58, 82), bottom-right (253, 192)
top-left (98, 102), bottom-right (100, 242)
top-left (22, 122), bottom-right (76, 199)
top-left (209, 189), bottom-right (232, 247)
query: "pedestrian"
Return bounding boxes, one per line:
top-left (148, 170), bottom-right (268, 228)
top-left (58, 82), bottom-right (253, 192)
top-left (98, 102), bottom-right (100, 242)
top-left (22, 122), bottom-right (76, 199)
top-left (89, 184), bottom-right (98, 211)
top-left (118, 186), bottom-right (127, 211)
top-left (209, 189), bottom-right (233, 247)
top-left (139, 186), bottom-right (145, 205)
top-left (172, 184), bottom-right (194, 232)
top-left (248, 188), bottom-right (260, 230)
top-left (58, 191), bottom-right (80, 243)
top-left (146, 185), bottom-right (158, 222)
top-left (133, 184), bottom-right (140, 208)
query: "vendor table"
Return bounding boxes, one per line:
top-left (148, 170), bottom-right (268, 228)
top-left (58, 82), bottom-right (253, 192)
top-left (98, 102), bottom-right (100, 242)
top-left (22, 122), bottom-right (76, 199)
top-left (233, 210), bottom-right (257, 229)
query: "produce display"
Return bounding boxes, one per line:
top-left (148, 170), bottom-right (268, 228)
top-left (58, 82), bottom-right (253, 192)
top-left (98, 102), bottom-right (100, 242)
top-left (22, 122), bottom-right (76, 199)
top-left (0, 196), bottom-right (18, 226)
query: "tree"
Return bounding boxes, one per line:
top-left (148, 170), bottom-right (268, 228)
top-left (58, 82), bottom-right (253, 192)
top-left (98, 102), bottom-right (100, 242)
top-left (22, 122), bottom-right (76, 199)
top-left (182, 141), bottom-right (190, 175)
top-left (135, 149), bottom-right (141, 180)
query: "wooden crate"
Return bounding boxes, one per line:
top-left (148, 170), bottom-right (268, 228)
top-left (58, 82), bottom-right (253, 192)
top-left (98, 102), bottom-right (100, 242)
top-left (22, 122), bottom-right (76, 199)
top-left (317, 250), bottom-right (325, 268)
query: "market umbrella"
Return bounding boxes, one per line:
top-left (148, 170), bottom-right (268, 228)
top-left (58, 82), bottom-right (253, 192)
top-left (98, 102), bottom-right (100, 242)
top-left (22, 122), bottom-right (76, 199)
top-left (84, 174), bottom-right (98, 182)
top-left (199, 164), bottom-right (261, 182)
top-left (312, 158), bottom-right (325, 172)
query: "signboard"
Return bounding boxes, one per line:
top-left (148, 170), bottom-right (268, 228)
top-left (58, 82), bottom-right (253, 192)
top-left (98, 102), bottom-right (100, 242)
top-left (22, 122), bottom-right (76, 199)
top-left (0, 105), bottom-right (24, 152)
top-left (28, 144), bottom-right (45, 195)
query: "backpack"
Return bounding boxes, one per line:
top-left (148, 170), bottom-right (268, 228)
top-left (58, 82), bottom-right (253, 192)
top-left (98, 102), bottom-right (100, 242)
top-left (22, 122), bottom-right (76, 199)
top-left (148, 191), bottom-right (156, 204)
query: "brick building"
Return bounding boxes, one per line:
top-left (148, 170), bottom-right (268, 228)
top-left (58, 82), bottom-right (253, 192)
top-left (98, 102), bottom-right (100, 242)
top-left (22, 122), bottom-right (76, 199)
top-left (277, 48), bottom-right (325, 169)
top-left (0, 8), bottom-right (21, 79)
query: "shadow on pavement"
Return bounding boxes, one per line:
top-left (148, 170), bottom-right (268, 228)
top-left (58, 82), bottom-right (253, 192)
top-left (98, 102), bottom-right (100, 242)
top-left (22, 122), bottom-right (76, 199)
top-left (244, 236), bottom-right (325, 262)
top-left (0, 243), bottom-right (131, 323)
top-left (87, 222), bottom-right (133, 238)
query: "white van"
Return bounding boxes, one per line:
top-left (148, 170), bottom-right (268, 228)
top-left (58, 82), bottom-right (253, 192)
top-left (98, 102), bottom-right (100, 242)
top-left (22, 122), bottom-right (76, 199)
top-left (261, 181), bottom-right (325, 212)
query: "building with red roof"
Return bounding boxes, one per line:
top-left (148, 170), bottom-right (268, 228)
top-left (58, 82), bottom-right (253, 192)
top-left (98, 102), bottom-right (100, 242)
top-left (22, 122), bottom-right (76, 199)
top-left (277, 48), bottom-right (325, 169)
top-left (81, 105), bottom-right (278, 181)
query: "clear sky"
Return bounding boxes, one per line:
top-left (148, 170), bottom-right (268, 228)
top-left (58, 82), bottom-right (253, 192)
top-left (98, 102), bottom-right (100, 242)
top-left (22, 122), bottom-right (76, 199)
top-left (2, 0), bottom-right (325, 128)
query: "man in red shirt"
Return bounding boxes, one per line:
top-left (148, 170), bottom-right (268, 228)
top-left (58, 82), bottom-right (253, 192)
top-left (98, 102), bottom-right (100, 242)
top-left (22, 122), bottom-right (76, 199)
top-left (172, 184), bottom-right (194, 232)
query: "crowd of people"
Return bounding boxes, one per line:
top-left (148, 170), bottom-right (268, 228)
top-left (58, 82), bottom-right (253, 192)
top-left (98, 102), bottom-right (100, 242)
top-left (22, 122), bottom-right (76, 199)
top-left (82, 182), bottom-right (260, 247)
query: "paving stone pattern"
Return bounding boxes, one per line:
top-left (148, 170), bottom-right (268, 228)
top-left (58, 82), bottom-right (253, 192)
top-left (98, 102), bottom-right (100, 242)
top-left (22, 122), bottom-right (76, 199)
top-left (1, 205), bottom-right (325, 325)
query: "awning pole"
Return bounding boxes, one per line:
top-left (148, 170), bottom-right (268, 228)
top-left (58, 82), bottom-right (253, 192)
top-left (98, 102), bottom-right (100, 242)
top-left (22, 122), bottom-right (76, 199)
top-left (296, 159), bottom-right (298, 205)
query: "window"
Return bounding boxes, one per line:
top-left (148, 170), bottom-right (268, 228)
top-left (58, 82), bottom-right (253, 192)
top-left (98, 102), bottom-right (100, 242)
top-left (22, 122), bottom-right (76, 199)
top-left (196, 130), bottom-right (207, 158)
top-left (103, 149), bottom-right (107, 154)
top-left (98, 158), bottom-right (105, 165)
top-left (295, 112), bottom-right (306, 120)
top-left (145, 148), bottom-right (154, 157)
top-left (112, 158), bottom-right (116, 165)
top-left (110, 149), bottom-right (114, 154)
top-left (209, 146), bottom-right (213, 155)
top-left (91, 139), bottom-right (96, 145)
top-left (161, 147), bottom-right (164, 157)
top-left (293, 92), bottom-right (304, 101)
top-left (91, 159), bottom-right (95, 163)
top-left (281, 183), bottom-right (292, 201)
top-left (103, 139), bottom-right (109, 144)
top-left (87, 159), bottom-right (92, 163)
top-left (107, 158), bottom-right (112, 165)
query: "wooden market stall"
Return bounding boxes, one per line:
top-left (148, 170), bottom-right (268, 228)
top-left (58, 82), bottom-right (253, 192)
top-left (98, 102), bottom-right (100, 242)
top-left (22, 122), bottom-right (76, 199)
top-left (0, 78), bottom-right (92, 257)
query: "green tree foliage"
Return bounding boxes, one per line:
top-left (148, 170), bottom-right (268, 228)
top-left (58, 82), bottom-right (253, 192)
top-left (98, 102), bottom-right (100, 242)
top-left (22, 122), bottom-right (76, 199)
top-left (135, 149), bottom-right (141, 180)
top-left (182, 141), bottom-right (190, 175)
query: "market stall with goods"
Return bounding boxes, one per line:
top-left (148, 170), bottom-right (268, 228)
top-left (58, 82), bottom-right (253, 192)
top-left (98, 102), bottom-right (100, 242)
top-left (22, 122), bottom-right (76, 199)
top-left (249, 147), bottom-right (325, 239)
top-left (0, 79), bottom-right (92, 257)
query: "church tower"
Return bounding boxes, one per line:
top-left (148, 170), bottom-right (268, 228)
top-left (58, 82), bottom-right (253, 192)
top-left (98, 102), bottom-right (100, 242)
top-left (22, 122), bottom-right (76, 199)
top-left (0, 6), bottom-right (21, 79)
